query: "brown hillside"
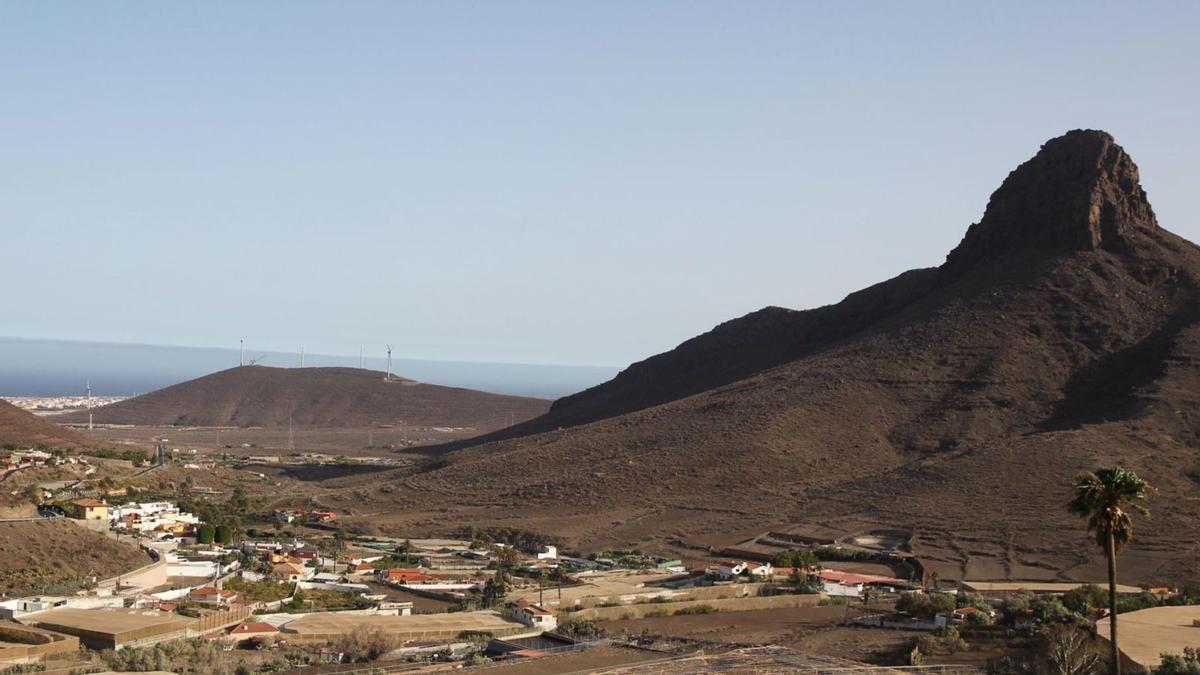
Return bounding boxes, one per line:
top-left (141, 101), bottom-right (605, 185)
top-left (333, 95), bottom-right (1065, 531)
top-left (0, 399), bottom-right (91, 449)
top-left (327, 130), bottom-right (1200, 584)
top-left (61, 366), bottom-right (549, 430)
top-left (0, 519), bottom-right (150, 596)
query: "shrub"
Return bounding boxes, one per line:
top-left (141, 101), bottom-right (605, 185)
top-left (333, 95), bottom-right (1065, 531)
top-left (674, 604), bottom-right (717, 615)
top-left (896, 591), bottom-right (955, 619)
top-left (1158, 647), bottom-right (1200, 674)
top-left (964, 609), bottom-right (994, 626)
top-left (99, 637), bottom-right (224, 673)
top-left (557, 619), bottom-right (606, 639)
top-left (1061, 584), bottom-right (1107, 616)
top-left (333, 627), bottom-right (398, 662)
top-left (915, 625), bottom-right (967, 656)
top-left (1030, 595), bottom-right (1084, 625)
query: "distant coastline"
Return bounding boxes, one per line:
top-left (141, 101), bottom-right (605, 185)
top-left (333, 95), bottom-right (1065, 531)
top-left (0, 336), bottom-right (616, 400)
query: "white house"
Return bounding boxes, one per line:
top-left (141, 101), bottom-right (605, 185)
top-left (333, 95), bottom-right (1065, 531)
top-left (744, 562), bottom-right (774, 578)
top-left (715, 561), bottom-right (747, 580)
top-left (510, 599), bottom-right (557, 631)
top-left (536, 545), bottom-right (558, 560)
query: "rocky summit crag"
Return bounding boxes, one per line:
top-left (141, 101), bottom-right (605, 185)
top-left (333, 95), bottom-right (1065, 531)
top-left (942, 129), bottom-right (1159, 279)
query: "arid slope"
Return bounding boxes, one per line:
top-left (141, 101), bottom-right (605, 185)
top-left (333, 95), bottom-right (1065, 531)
top-left (0, 399), bottom-right (91, 449)
top-left (326, 130), bottom-right (1200, 584)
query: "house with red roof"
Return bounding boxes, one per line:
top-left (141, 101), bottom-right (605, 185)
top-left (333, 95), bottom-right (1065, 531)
top-left (383, 568), bottom-right (440, 585)
top-left (347, 562), bottom-right (375, 577)
top-left (817, 569), bottom-right (910, 598)
top-left (189, 586), bottom-right (239, 607)
top-left (227, 621), bottom-right (280, 644)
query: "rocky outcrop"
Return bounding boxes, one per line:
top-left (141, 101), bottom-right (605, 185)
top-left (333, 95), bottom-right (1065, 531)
top-left (941, 129), bottom-right (1158, 280)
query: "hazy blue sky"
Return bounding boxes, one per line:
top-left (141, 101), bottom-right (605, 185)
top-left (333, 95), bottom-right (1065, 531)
top-left (3, 2), bottom-right (1197, 367)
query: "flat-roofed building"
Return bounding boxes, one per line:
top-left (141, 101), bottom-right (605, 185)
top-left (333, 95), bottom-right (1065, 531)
top-left (26, 607), bottom-right (194, 650)
top-left (1097, 605), bottom-right (1200, 672)
top-left (958, 580), bottom-right (1143, 596)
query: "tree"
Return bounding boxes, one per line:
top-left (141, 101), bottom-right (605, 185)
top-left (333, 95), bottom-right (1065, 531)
top-left (397, 539), bottom-right (415, 565)
top-left (897, 591), bottom-right (955, 619)
top-left (1157, 647), bottom-right (1200, 674)
top-left (1040, 624), bottom-right (1103, 675)
top-left (1068, 466), bottom-right (1153, 675)
top-left (481, 570), bottom-right (511, 608)
top-left (772, 548), bottom-right (820, 570)
top-left (197, 523), bottom-right (215, 545)
top-left (1062, 584), bottom-right (1108, 617)
top-left (494, 544), bottom-right (521, 571)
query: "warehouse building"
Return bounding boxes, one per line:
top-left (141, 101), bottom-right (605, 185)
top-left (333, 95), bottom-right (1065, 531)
top-left (25, 607), bottom-right (194, 650)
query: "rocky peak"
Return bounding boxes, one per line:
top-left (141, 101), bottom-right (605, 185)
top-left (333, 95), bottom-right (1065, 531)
top-left (941, 129), bottom-right (1157, 279)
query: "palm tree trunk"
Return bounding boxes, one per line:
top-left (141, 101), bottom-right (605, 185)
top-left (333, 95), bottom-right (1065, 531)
top-left (1108, 530), bottom-right (1121, 675)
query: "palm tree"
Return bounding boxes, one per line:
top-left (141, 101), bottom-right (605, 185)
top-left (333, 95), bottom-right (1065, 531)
top-left (1067, 466), bottom-right (1153, 675)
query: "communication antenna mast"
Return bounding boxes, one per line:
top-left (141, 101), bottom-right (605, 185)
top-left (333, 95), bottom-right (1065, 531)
top-left (88, 412), bottom-right (93, 431)
top-left (85, 379), bottom-right (93, 401)
top-left (239, 339), bottom-right (244, 367)
top-left (385, 346), bottom-right (393, 382)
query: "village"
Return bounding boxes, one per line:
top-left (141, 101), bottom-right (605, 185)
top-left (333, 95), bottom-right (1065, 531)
top-left (2, 474), bottom-right (1198, 673)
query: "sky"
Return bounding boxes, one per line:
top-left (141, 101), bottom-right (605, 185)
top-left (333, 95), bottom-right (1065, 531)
top-left (2, 1), bottom-right (1198, 368)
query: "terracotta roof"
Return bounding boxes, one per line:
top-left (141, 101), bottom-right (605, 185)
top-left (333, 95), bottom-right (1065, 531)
top-left (72, 498), bottom-right (106, 507)
top-left (818, 570), bottom-right (906, 586)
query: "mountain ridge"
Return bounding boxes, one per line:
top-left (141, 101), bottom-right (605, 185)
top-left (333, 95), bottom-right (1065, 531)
top-left (327, 130), bottom-right (1200, 584)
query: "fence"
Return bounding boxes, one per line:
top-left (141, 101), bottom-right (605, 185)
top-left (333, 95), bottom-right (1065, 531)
top-left (189, 604), bottom-right (255, 634)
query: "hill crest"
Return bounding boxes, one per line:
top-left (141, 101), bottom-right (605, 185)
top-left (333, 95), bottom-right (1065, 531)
top-left (63, 365), bottom-right (550, 430)
top-left (0, 399), bottom-right (91, 449)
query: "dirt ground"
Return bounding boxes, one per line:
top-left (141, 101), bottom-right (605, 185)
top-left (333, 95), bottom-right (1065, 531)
top-left (81, 424), bottom-right (480, 454)
top-left (483, 647), bottom-right (665, 674)
top-left (599, 606), bottom-right (921, 665)
top-left (362, 582), bottom-right (457, 613)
